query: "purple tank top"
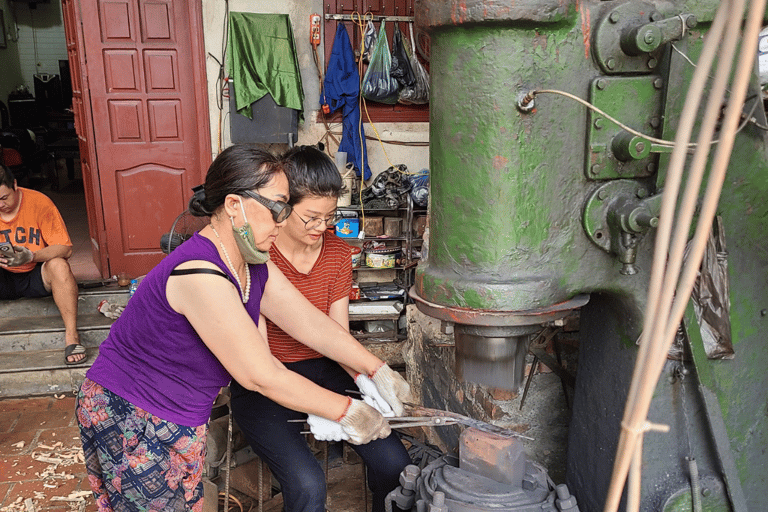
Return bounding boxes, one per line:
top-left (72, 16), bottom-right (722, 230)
top-left (87, 232), bottom-right (269, 426)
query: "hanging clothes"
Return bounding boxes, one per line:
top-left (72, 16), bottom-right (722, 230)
top-left (228, 12), bottom-right (304, 121)
top-left (321, 24), bottom-right (372, 180)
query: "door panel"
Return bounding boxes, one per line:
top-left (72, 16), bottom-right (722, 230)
top-left (77, 0), bottom-right (211, 277)
top-left (62, 0), bottom-right (109, 276)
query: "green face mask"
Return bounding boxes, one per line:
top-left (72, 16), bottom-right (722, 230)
top-left (231, 200), bottom-right (270, 264)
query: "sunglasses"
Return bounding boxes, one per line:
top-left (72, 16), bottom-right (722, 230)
top-left (241, 190), bottom-right (293, 223)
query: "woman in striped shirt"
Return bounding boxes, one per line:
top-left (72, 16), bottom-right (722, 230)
top-left (229, 146), bottom-right (412, 512)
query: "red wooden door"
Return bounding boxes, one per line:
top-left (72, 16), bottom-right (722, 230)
top-left (62, 0), bottom-right (108, 276)
top-left (72, 0), bottom-right (211, 277)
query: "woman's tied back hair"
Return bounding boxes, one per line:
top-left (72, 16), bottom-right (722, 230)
top-left (281, 145), bottom-right (344, 207)
top-left (189, 145), bottom-right (285, 217)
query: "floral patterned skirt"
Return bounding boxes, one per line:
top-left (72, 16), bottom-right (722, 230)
top-left (76, 378), bottom-right (207, 512)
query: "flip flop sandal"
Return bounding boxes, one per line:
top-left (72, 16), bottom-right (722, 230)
top-left (64, 344), bottom-right (88, 366)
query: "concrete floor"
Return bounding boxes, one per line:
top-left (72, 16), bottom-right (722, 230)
top-left (46, 182), bottom-right (101, 282)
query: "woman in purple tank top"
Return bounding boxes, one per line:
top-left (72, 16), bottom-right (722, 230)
top-left (76, 145), bottom-right (412, 511)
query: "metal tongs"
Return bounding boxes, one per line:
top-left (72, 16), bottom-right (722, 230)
top-left (386, 413), bottom-right (460, 430)
top-left (394, 403), bottom-right (534, 440)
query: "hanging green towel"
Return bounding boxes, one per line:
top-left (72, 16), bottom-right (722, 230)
top-left (228, 12), bottom-right (304, 121)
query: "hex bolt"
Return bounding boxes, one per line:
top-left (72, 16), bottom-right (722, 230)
top-left (594, 118), bottom-right (604, 129)
top-left (635, 141), bottom-right (646, 154)
top-left (648, 58), bottom-right (658, 69)
top-left (597, 189), bottom-right (607, 200)
top-left (653, 78), bottom-right (663, 89)
top-left (433, 492), bottom-right (445, 506)
top-left (650, 117), bottom-right (661, 129)
top-left (609, 11), bottom-right (620, 23)
top-left (636, 188), bottom-right (648, 198)
top-left (606, 58), bottom-right (616, 70)
top-left (596, 79), bottom-right (607, 90)
top-left (702, 488), bottom-right (711, 498)
top-left (686, 16), bottom-right (698, 29)
top-left (400, 465), bottom-right (420, 491)
top-left (646, 163), bottom-right (656, 173)
top-left (556, 484), bottom-right (570, 500)
top-left (590, 164), bottom-right (602, 175)
top-left (650, 11), bottom-right (662, 21)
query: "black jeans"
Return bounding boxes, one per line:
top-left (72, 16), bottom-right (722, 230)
top-left (230, 357), bottom-right (412, 512)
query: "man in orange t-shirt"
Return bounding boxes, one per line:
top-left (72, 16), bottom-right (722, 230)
top-left (0, 165), bottom-right (85, 365)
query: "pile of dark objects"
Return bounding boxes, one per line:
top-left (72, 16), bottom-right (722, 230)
top-left (354, 164), bottom-right (429, 209)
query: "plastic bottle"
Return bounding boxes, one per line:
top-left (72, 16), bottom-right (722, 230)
top-left (129, 279), bottom-right (139, 298)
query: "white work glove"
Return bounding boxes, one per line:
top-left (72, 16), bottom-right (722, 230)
top-left (355, 374), bottom-right (395, 417)
top-left (338, 399), bottom-right (391, 445)
top-left (368, 364), bottom-right (412, 417)
top-left (97, 300), bottom-right (125, 320)
top-left (2, 246), bottom-right (33, 267)
top-left (307, 414), bottom-right (349, 442)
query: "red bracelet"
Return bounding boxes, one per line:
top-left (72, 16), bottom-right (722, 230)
top-left (335, 396), bottom-right (353, 422)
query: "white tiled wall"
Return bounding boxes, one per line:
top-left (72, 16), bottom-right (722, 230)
top-left (12, 2), bottom-right (67, 91)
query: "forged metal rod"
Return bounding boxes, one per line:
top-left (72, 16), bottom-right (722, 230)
top-left (403, 404), bottom-right (534, 441)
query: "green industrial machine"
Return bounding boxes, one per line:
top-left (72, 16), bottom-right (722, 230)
top-left (411, 0), bottom-right (768, 510)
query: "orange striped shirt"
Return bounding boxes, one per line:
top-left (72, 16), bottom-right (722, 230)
top-left (267, 233), bottom-right (353, 362)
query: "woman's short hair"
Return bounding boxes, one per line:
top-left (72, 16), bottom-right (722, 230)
top-left (281, 145), bottom-right (343, 206)
top-left (188, 145), bottom-right (284, 217)
top-left (0, 165), bottom-right (16, 189)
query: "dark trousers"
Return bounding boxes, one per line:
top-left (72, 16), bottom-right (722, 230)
top-left (230, 357), bottom-right (412, 512)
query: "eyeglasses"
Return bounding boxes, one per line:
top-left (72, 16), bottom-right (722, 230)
top-left (294, 210), bottom-right (345, 231)
top-left (241, 190), bottom-right (293, 223)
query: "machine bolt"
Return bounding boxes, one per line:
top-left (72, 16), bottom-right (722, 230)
top-left (594, 118), bottom-right (604, 129)
top-left (648, 58), bottom-right (658, 69)
top-left (590, 164), bottom-right (602, 175)
top-left (609, 11), bottom-right (620, 23)
top-left (686, 16), bottom-right (698, 29)
top-left (702, 487), bottom-right (711, 497)
top-left (606, 58), bottom-right (616, 70)
top-left (400, 465), bottom-right (420, 491)
top-left (635, 141), bottom-right (646, 154)
top-left (636, 188), bottom-right (648, 198)
top-left (650, 11), bottom-right (662, 21)
top-left (646, 163), bottom-right (656, 173)
top-left (597, 189), bottom-right (607, 200)
top-left (650, 117), bottom-right (661, 129)
top-left (653, 78), bottom-right (663, 89)
top-left (517, 91), bottom-right (536, 113)
top-left (596, 79), bottom-right (607, 90)
top-left (643, 30), bottom-right (656, 45)
top-left (433, 492), bottom-right (445, 506)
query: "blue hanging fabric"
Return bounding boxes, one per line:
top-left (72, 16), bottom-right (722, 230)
top-left (321, 24), bottom-right (372, 180)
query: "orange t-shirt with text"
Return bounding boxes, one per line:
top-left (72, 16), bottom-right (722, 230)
top-left (0, 187), bottom-right (72, 273)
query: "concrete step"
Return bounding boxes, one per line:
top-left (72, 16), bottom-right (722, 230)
top-left (0, 314), bottom-right (113, 351)
top-left (0, 346), bottom-right (100, 398)
top-left (0, 286), bottom-right (129, 318)
top-left (0, 284), bottom-right (125, 398)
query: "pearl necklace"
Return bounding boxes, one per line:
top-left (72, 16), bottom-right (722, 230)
top-left (211, 226), bottom-right (250, 303)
